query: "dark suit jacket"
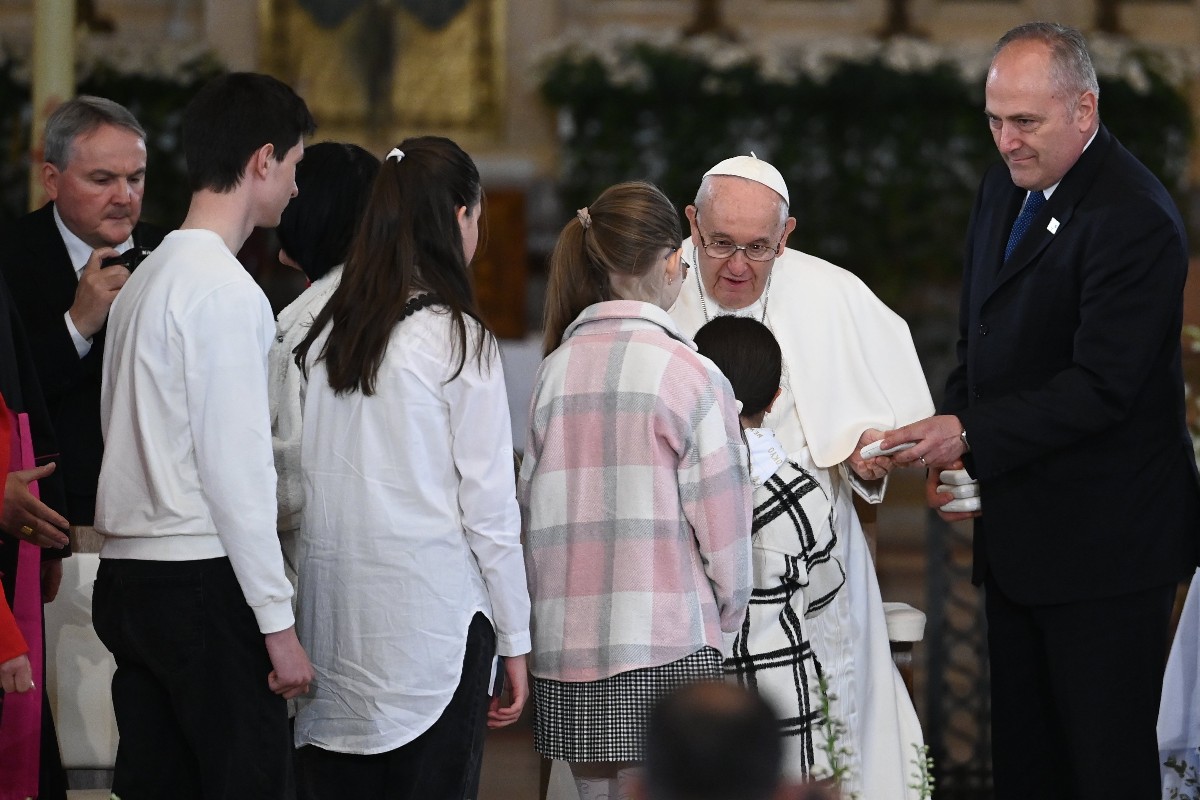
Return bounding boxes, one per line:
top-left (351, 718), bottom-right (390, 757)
top-left (0, 203), bottom-right (165, 525)
top-left (0, 273), bottom-right (68, 603)
top-left (943, 124), bottom-right (1200, 605)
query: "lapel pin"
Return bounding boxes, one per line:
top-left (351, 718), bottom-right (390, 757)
top-left (1047, 218), bottom-right (1060, 234)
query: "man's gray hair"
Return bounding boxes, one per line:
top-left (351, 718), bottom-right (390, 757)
top-left (44, 96), bottom-right (145, 168)
top-left (995, 22), bottom-right (1100, 106)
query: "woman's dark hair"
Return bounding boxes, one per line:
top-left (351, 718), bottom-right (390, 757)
top-left (277, 142), bottom-right (380, 282)
top-left (542, 181), bottom-right (681, 356)
top-left (692, 316), bottom-right (782, 418)
top-left (295, 135), bottom-right (489, 395)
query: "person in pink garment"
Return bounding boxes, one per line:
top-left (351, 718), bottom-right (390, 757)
top-left (520, 180), bottom-right (753, 799)
top-left (0, 395), bottom-right (34, 697)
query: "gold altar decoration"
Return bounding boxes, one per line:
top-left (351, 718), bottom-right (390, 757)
top-left (261, 0), bottom-right (505, 138)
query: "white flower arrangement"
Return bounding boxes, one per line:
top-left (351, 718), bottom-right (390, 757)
top-left (534, 28), bottom-right (1200, 93)
top-left (75, 37), bottom-right (219, 85)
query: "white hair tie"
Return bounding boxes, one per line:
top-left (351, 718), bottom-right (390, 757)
top-left (387, 147), bottom-right (405, 163)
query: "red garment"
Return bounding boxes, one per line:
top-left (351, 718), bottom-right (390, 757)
top-left (0, 395), bottom-right (27, 662)
top-left (0, 600), bottom-right (24, 664)
top-left (0, 398), bottom-right (42, 798)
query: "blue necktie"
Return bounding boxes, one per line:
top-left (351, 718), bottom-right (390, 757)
top-left (1003, 190), bottom-right (1046, 262)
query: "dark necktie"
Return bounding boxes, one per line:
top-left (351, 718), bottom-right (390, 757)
top-left (1003, 190), bottom-right (1046, 262)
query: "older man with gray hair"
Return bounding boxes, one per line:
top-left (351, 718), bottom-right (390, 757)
top-left (1, 95), bottom-right (165, 531)
top-left (670, 154), bottom-right (932, 799)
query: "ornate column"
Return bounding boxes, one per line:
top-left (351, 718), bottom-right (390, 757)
top-left (28, 0), bottom-right (75, 211)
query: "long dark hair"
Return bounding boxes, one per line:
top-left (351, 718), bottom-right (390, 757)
top-left (295, 136), bottom-right (490, 395)
top-left (276, 142), bottom-right (381, 283)
top-left (692, 316), bottom-right (782, 419)
top-left (542, 181), bottom-right (681, 356)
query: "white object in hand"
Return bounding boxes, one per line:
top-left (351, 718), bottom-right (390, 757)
top-left (940, 496), bottom-right (981, 513)
top-left (937, 482), bottom-right (980, 499)
top-left (859, 440), bottom-right (915, 460)
top-left (938, 468), bottom-right (976, 486)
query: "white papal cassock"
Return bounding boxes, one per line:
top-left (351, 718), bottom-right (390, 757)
top-left (671, 243), bottom-right (934, 800)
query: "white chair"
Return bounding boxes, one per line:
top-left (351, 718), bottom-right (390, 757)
top-left (43, 553), bottom-right (118, 781)
top-left (883, 601), bottom-right (926, 698)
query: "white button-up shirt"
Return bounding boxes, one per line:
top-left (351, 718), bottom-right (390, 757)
top-left (294, 305), bottom-right (530, 754)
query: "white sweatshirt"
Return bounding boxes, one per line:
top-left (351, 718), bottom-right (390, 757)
top-left (96, 229), bottom-right (294, 634)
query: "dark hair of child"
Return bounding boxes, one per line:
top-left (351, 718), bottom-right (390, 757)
top-left (692, 316), bottom-right (782, 419)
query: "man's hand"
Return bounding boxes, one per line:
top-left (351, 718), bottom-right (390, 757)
top-left (926, 460), bottom-right (982, 522)
top-left (0, 652), bottom-right (34, 694)
top-left (845, 428), bottom-right (893, 481)
top-left (881, 414), bottom-right (966, 470)
top-left (68, 248), bottom-right (129, 341)
top-left (41, 559), bottom-right (63, 603)
top-left (2, 464), bottom-right (70, 549)
top-left (487, 654), bottom-right (529, 729)
top-left (264, 626), bottom-right (313, 699)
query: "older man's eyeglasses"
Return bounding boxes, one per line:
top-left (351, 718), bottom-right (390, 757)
top-left (695, 220), bottom-right (782, 262)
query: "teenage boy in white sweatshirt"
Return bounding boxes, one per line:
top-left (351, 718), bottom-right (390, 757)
top-left (94, 72), bottom-right (316, 799)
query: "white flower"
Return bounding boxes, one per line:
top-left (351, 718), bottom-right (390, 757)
top-left (532, 31), bottom-right (1197, 95)
top-left (1123, 60), bottom-right (1152, 94)
top-left (609, 60), bottom-right (650, 90)
top-left (758, 49), bottom-right (801, 85)
top-left (881, 36), bottom-right (942, 73)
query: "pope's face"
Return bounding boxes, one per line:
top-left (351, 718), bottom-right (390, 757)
top-left (985, 39), bottom-right (1096, 192)
top-left (42, 123), bottom-right (147, 249)
top-left (686, 177), bottom-right (795, 310)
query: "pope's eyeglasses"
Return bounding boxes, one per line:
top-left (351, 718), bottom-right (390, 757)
top-left (694, 217), bottom-right (782, 262)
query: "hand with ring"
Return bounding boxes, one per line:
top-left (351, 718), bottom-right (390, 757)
top-left (3, 464), bottom-right (70, 549)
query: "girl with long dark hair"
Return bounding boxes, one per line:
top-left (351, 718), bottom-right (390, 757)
top-left (292, 136), bottom-right (529, 799)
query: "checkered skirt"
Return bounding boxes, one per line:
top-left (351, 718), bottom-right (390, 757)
top-left (532, 647), bottom-right (724, 762)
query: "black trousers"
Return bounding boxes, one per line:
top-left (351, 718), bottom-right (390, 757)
top-left (985, 577), bottom-right (1176, 800)
top-left (92, 557), bottom-right (294, 800)
top-left (296, 612), bottom-right (497, 800)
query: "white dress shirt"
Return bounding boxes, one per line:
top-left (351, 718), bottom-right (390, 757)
top-left (268, 266), bottom-right (342, 583)
top-left (53, 204), bottom-right (134, 357)
top-left (294, 305), bottom-right (531, 754)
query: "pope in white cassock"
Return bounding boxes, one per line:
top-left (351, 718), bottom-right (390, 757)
top-left (669, 155), bottom-right (934, 798)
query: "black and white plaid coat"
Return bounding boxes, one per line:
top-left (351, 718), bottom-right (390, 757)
top-left (725, 428), bottom-right (846, 779)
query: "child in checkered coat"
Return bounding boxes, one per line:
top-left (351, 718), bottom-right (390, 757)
top-left (694, 315), bottom-right (846, 782)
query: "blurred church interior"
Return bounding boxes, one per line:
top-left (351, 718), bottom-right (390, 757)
top-left (3, 0), bottom-right (1200, 797)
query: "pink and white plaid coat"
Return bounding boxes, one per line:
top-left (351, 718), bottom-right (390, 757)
top-left (519, 301), bottom-right (753, 683)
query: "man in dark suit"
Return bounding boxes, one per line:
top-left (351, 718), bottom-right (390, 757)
top-left (881, 22), bottom-right (1200, 799)
top-left (0, 96), bottom-right (165, 530)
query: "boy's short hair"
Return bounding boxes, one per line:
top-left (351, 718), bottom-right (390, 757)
top-left (182, 72), bottom-right (316, 193)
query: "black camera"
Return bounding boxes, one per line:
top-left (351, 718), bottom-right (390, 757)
top-left (100, 246), bottom-right (153, 271)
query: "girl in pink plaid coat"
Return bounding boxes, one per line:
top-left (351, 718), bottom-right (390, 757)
top-left (519, 181), bottom-right (754, 799)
